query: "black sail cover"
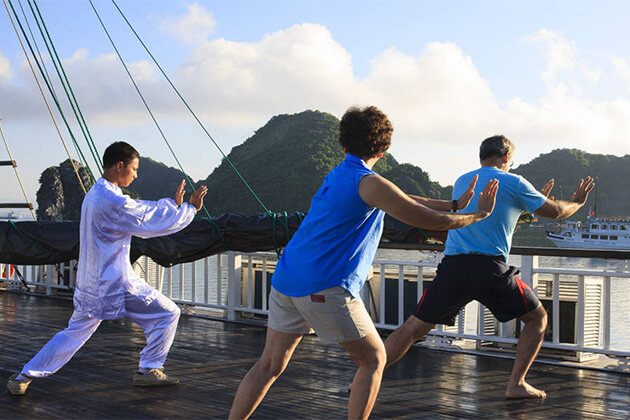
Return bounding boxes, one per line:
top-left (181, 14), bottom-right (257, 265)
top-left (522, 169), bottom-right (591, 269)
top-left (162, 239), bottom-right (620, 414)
top-left (0, 213), bottom-right (437, 266)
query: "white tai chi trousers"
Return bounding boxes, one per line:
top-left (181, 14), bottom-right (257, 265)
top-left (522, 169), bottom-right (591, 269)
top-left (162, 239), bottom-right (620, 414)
top-left (21, 291), bottom-right (181, 378)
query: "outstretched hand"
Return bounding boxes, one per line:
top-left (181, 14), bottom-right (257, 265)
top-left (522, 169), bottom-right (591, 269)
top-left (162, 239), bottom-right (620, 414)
top-left (571, 176), bottom-right (595, 205)
top-left (174, 180), bottom-right (186, 206)
top-left (540, 179), bottom-right (555, 200)
top-left (457, 175), bottom-right (478, 210)
top-left (189, 185), bottom-right (209, 212)
top-left (477, 179), bottom-right (499, 217)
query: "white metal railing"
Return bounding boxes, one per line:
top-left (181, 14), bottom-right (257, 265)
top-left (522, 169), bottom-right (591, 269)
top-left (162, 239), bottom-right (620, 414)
top-left (0, 261), bottom-right (77, 293)
top-left (2, 250), bottom-right (629, 367)
top-left (139, 251), bottom-right (630, 362)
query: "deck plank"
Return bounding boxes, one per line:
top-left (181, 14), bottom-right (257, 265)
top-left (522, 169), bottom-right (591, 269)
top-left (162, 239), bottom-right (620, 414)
top-left (0, 292), bottom-right (628, 419)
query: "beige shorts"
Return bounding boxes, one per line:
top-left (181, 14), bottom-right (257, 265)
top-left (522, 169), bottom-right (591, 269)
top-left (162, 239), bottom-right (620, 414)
top-left (268, 286), bottom-right (377, 345)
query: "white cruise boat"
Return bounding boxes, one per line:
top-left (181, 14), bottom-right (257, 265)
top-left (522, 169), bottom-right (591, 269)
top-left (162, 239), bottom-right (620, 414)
top-left (546, 216), bottom-right (630, 250)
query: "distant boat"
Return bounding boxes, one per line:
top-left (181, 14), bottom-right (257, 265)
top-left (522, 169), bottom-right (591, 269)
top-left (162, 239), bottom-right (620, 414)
top-left (546, 216), bottom-right (630, 250)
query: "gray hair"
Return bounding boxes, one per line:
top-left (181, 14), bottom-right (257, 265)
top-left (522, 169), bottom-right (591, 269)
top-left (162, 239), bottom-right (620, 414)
top-left (479, 135), bottom-right (515, 161)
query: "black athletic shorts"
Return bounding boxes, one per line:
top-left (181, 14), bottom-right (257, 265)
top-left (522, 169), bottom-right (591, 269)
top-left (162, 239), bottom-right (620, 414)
top-left (414, 254), bottom-right (540, 325)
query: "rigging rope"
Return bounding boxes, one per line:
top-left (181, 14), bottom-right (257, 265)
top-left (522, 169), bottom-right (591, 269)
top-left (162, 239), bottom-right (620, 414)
top-left (28, 0), bottom-right (103, 175)
top-left (110, 0), bottom-right (275, 218)
top-left (88, 0), bottom-right (211, 219)
top-left (0, 120), bottom-right (36, 220)
top-left (3, 0), bottom-right (89, 194)
top-left (15, 0), bottom-right (57, 100)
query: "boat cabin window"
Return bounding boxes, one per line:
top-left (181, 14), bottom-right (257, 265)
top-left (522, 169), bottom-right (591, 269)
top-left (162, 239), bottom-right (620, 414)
top-left (601, 225), bottom-right (607, 229)
top-left (611, 225), bottom-right (618, 230)
top-left (590, 235), bottom-right (599, 239)
top-left (621, 226), bottom-right (627, 231)
top-left (600, 235), bottom-right (608, 240)
top-left (564, 232), bottom-right (572, 237)
top-left (582, 234), bottom-right (588, 239)
top-left (591, 224), bottom-right (598, 229)
top-left (611, 236), bottom-right (618, 240)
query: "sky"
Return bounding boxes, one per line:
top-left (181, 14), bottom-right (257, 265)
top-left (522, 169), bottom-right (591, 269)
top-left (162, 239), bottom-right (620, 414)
top-left (1, 0), bottom-right (630, 213)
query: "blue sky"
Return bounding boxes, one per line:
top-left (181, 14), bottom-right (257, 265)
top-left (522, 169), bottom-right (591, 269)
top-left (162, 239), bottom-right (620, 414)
top-left (1, 1), bottom-right (630, 211)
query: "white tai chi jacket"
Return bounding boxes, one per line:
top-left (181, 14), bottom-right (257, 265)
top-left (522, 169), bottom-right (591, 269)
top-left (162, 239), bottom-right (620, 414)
top-left (73, 178), bottom-right (196, 320)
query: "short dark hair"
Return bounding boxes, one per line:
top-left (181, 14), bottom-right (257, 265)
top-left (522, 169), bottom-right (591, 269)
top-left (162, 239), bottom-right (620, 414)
top-left (479, 135), bottom-right (515, 161)
top-left (339, 106), bottom-right (393, 159)
top-left (102, 141), bottom-right (140, 168)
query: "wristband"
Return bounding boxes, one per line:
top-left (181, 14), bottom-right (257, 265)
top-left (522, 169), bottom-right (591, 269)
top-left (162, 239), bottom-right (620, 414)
top-left (451, 199), bottom-right (458, 213)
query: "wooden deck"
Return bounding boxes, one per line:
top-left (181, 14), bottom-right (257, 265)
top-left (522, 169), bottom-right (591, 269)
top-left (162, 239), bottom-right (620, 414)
top-left (0, 291), bottom-right (628, 419)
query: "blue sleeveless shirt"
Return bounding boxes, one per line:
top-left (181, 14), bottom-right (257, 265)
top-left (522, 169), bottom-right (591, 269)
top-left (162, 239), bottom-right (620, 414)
top-left (272, 154), bottom-right (385, 297)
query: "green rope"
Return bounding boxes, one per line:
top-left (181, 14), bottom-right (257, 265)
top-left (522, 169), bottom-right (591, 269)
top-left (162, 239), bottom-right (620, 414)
top-left (7, 0), bottom-right (96, 185)
top-left (110, 0), bottom-right (274, 219)
top-left (88, 0), bottom-right (211, 219)
top-left (16, 0), bottom-right (57, 100)
top-left (271, 213), bottom-right (281, 257)
top-left (29, 0), bottom-right (103, 174)
top-left (281, 211), bottom-right (290, 239)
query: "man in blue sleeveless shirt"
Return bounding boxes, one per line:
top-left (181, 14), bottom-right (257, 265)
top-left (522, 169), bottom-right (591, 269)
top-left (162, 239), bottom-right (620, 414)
top-left (230, 107), bottom-right (499, 419)
top-left (385, 135), bottom-right (594, 400)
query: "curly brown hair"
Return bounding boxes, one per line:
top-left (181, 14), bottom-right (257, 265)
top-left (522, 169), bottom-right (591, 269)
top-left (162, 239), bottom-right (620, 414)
top-left (339, 106), bottom-right (393, 159)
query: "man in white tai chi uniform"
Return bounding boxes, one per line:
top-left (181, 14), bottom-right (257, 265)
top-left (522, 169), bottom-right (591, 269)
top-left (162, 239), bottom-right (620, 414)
top-left (7, 141), bottom-right (208, 395)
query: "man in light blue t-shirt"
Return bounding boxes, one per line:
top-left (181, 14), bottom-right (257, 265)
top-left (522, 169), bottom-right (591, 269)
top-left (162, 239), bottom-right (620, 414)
top-left (385, 135), bottom-right (595, 400)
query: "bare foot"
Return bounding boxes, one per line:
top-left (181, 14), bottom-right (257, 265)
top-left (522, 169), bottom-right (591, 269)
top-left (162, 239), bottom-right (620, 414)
top-left (505, 382), bottom-right (547, 399)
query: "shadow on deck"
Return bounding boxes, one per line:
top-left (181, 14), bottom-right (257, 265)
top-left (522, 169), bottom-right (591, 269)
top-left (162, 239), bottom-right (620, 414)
top-left (0, 292), bottom-right (628, 419)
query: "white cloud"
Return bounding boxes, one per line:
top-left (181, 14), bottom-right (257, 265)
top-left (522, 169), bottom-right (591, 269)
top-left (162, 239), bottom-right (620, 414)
top-left (360, 43), bottom-right (500, 143)
top-left (177, 23), bottom-right (354, 123)
top-left (0, 54), bottom-right (11, 81)
top-left (612, 56), bottom-right (630, 94)
top-left (160, 3), bottom-right (216, 44)
top-left (527, 29), bottom-right (576, 86)
top-left (526, 29), bottom-right (601, 90)
top-left (4, 25), bottom-right (630, 187)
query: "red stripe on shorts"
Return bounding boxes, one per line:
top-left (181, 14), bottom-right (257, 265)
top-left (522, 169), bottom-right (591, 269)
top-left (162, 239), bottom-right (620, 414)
top-left (415, 288), bottom-right (429, 313)
top-left (515, 275), bottom-right (530, 312)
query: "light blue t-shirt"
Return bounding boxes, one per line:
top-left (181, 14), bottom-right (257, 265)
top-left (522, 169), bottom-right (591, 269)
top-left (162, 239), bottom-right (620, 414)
top-left (272, 154), bottom-right (385, 298)
top-left (445, 166), bottom-right (547, 259)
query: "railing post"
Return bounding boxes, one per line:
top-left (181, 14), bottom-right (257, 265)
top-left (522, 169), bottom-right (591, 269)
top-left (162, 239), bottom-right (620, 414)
top-left (226, 252), bottom-right (242, 321)
top-left (191, 260), bottom-right (197, 303)
top-left (398, 265), bottom-right (405, 326)
top-left (216, 254), bottom-right (223, 306)
top-left (552, 274), bottom-right (560, 344)
top-left (203, 257), bottom-right (209, 305)
top-left (379, 264), bottom-right (386, 325)
top-left (46, 264), bottom-right (54, 296)
top-left (602, 276), bottom-right (611, 349)
top-left (262, 257), bottom-right (268, 312)
top-left (477, 303), bottom-right (485, 336)
top-left (519, 255), bottom-right (539, 333)
top-left (576, 275), bottom-right (585, 347)
top-left (157, 265), bottom-right (164, 292)
top-left (519, 255), bottom-right (538, 289)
